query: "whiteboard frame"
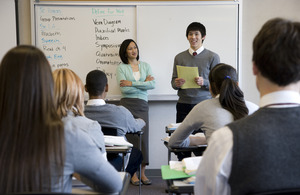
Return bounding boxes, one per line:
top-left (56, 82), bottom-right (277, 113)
top-left (31, 0), bottom-right (242, 101)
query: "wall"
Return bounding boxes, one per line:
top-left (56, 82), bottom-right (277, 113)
top-left (240, 0), bottom-right (300, 105)
top-left (2, 0), bottom-right (300, 169)
top-left (0, 0), bottom-right (16, 61)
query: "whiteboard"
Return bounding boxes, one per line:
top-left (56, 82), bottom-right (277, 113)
top-left (137, 4), bottom-right (238, 96)
top-left (32, 1), bottom-right (239, 100)
top-left (34, 4), bottom-right (136, 98)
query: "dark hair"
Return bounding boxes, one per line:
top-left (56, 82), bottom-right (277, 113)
top-left (0, 45), bottom-right (65, 193)
top-left (209, 63), bottom-right (248, 120)
top-left (86, 70), bottom-right (108, 96)
top-left (119, 39), bottom-right (140, 64)
top-left (186, 22), bottom-right (206, 40)
top-left (252, 18), bottom-right (300, 86)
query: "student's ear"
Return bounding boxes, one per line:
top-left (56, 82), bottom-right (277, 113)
top-left (252, 62), bottom-right (259, 76)
top-left (202, 35), bottom-right (206, 42)
top-left (105, 84), bottom-right (109, 92)
top-left (85, 85), bottom-right (88, 92)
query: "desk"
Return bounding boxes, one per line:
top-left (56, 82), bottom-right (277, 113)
top-left (165, 126), bottom-right (204, 136)
top-left (165, 126), bottom-right (175, 136)
top-left (103, 129), bottom-right (143, 195)
top-left (164, 142), bottom-right (206, 164)
top-left (106, 146), bottom-right (132, 171)
top-left (72, 172), bottom-right (130, 195)
top-left (164, 126), bottom-right (206, 163)
top-left (161, 165), bottom-right (194, 195)
top-left (166, 180), bottom-right (194, 195)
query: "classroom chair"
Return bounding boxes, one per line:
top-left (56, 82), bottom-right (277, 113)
top-left (101, 125), bottom-right (143, 195)
top-left (101, 126), bottom-right (132, 171)
top-left (164, 126), bottom-right (206, 163)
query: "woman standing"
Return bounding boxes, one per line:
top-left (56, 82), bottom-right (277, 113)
top-left (117, 39), bottom-right (155, 185)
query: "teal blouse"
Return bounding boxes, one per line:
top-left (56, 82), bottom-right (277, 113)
top-left (116, 61), bottom-right (155, 102)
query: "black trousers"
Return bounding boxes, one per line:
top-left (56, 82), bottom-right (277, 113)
top-left (176, 102), bottom-right (199, 161)
top-left (108, 147), bottom-right (143, 177)
top-left (176, 102), bottom-right (197, 123)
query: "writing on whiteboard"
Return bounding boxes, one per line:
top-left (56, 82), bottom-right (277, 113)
top-left (92, 8), bottom-right (124, 16)
top-left (35, 5), bottom-right (136, 97)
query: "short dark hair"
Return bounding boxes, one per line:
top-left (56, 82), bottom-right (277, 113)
top-left (209, 63), bottom-right (248, 120)
top-left (85, 70), bottom-right (107, 96)
top-left (186, 22), bottom-right (206, 39)
top-left (252, 18), bottom-right (300, 86)
top-left (119, 39), bottom-right (140, 64)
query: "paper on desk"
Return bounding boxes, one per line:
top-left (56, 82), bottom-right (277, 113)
top-left (182, 156), bottom-right (202, 175)
top-left (167, 123), bottom-right (181, 130)
top-left (104, 135), bottom-right (133, 147)
top-left (161, 136), bottom-right (170, 142)
top-left (176, 65), bottom-right (200, 89)
top-left (169, 160), bottom-right (184, 171)
top-left (169, 157), bottom-right (203, 175)
top-left (190, 132), bottom-right (205, 138)
top-left (173, 179), bottom-right (195, 186)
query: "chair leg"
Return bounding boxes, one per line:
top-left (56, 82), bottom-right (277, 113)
top-left (122, 153), bottom-right (125, 171)
top-left (138, 134), bottom-right (142, 195)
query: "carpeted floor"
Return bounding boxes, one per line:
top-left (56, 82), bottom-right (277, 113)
top-left (126, 175), bottom-right (168, 195)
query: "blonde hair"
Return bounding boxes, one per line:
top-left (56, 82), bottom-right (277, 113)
top-left (53, 68), bottom-right (85, 118)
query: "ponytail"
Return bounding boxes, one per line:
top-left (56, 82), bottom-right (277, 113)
top-left (219, 78), bottom-right (248, 120)
top-left (209, 63), bottom-right (249, 121)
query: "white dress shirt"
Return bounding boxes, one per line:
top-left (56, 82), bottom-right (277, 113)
top-left (189, 46), bottom-right (204, 56)
top-left (86, 98), bottom-right (106, 106)
top-left (194, 90), bottom-right (300, 195)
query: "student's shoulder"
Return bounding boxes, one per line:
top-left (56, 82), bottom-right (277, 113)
top-left (198, 97), bottom-right (218, 106)
top-left (117, 105), bottom-right (132, 114)
top-left (193, 98), bottom-right (219, 112)
top-left (98, 103), bottom-right (128, 114)
top-left (63, 114), bottom-right (100, 131)
top-left (63, 119), bottom-right (101, 156)
top-left (63, 119), bottom-right (88, 139)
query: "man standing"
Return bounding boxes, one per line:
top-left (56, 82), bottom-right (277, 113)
top-left (171, 22), bottom-right (220, 123)
top-left (195, 18), bottom-right (300, 195)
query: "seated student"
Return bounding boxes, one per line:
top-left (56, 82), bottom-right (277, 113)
top-left (84, 70), bottom-right (145, 186)
top-left (53, 68), bottom-right (107, 160)
top-left (52, 68), bottom-right (122, 192)
top-left (168, 63), bottom-right (258, 150)
top-left (0, 45), bottom-right (122, 193)
top-left (195, 18), bottom-right (300, 195)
